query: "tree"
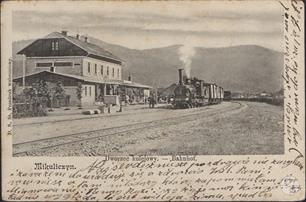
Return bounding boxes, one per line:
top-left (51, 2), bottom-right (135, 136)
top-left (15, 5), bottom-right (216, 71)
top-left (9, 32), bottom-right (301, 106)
top-left (33, 79), bottom-right (51, 105)
top-left (53, 81), bottom-right (65, 99)
top-left (76, 82), bottom-right (83, 106)
top-left (51, 81), bottom-right (66, 107)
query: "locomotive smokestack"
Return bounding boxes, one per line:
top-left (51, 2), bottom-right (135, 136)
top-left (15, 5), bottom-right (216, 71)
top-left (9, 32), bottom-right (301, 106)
top-left (178, 69), bottom-right (183, 85)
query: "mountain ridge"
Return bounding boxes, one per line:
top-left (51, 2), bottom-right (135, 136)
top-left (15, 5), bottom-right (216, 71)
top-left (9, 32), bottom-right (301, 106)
top-left (12, 37), bottom-right (283, 93)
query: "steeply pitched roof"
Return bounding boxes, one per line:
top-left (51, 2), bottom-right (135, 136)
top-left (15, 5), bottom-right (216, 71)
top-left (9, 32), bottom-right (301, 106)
top-left (13, 70), bottom-right (122, 85)
top-left (13, 71), bottom-right (152, 89)
top-left (21, 31), bottom-right (122, 63)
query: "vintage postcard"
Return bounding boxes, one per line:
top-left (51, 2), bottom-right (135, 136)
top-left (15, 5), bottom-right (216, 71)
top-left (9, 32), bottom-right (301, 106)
top-left (1, 0), bottom-right (305, 201)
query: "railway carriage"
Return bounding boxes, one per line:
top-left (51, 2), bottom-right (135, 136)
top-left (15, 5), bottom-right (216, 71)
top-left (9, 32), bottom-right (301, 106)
top-left (224, 91), bottom-right (232, 101)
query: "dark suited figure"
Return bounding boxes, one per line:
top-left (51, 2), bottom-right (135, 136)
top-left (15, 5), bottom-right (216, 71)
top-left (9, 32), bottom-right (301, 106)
top-left (149, 95), bottom-right (156, 108)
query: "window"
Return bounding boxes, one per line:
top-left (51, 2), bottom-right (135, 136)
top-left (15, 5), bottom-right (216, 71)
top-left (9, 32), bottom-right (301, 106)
top-left (37, 62), bottom-right (73, 68)
top-left (95, 64), bottom-right (97, 74)
top-left (85, 86), bottom-right (87, 96)
top-left (107, 66), bottom-right (109, 76)
top-left (101, 65), bottom-right (103, 75)
top-left (36, 62), bottom-right (53, 67)
top-left (54, 62), bottom-right (73, 67)
top-left (88, 62), bottom-right (91, 73)
top-left (117, 69), bottom-right (119, 78)
top-left (112, 68), bottom-right (115, 77)
top-left (51, 41), bottom-right (59, 51)
top-left (89, 86), bottom-right (91, 96)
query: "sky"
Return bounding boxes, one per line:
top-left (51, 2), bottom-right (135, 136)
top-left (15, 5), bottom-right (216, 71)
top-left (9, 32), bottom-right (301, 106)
top-left (12, 1), bottom-right (284, 51)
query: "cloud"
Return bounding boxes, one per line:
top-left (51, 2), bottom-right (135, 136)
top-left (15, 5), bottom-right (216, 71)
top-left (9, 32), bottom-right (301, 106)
top-left (14, 10), bottom-right (282, 35)
top-left (12, 1), bottom-right (284, 51)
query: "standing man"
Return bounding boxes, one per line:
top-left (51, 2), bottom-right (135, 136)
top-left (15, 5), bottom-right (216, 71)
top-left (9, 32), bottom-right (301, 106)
top-left (151, 93), bottom-right (156, 108)
top-left (148, 93), bottom-right (155, 108)
top-left (148, 95), bottom-right (152, 108)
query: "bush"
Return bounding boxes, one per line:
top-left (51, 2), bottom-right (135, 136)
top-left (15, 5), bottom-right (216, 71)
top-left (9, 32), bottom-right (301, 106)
top-left (13, 80), bottom-right (50, 118)
top-left (50, 81), bottom-right (64, 108)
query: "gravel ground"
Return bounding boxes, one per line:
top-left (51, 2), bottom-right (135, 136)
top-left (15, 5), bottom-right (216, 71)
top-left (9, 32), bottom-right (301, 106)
top-left (14, 101), bottom-right (284, 156)
top-left (13, 104), bottom-right (166, 126)
top-left (13, 102), bottom-right (233, 144)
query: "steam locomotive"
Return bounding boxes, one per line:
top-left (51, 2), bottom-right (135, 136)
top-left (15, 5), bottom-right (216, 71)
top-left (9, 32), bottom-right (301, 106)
top-left (173, 69), bottom-right (224, 108)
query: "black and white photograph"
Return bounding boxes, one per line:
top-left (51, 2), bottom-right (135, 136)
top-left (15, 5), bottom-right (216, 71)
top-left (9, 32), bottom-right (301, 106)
top-left (10, 1), bottom-right (285, 157)
top-left (2, 0), bottom-right (305, 201)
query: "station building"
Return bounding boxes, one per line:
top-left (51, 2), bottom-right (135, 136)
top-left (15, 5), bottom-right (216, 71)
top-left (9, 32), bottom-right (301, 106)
top-left (13, 31), bottom-right (152, 106)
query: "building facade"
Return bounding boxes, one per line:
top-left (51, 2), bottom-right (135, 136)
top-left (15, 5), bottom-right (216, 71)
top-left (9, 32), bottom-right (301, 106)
top-left (14, 31), bottom-right (151, 107)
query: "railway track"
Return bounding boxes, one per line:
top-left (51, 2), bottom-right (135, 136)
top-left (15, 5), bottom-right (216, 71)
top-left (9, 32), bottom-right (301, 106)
top-left (13, 102), bottom-right (245, 156)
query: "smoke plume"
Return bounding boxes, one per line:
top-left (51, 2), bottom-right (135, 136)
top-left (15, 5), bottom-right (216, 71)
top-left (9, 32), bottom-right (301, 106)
top-left (178, 44), bottom-right (195, 78)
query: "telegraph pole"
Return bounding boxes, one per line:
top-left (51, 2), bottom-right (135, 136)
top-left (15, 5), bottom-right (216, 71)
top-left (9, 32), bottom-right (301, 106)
top-left (22, 54), bottom-right (26, 88)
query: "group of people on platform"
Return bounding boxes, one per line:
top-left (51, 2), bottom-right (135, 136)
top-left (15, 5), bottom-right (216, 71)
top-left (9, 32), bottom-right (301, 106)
top-left (121, 92), bottom-right (174, 108)
top-left (122, 92), bottom-right (157, 108)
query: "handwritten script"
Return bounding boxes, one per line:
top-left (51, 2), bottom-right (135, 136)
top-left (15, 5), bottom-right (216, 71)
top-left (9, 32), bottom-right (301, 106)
top-left (3, 1), bottom-right (305, 201)
top-left (5, 154), bottom-right (304, 201)
top-left (281, 0), bottom-right (304, 157)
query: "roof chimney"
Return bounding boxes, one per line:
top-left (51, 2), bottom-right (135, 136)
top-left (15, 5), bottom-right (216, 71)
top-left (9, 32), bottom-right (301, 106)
top-left (128, 74), bottom-right (132, 81)
top-left (84, 36), bottom-right (88, 43)
top-left (61, 30), bottom-right (68, 36)
top-left (76, 33), bottom-right (80, 39)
